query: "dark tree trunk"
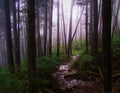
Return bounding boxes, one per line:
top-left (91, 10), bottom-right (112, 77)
top-left (61, 0), bottom-right (67, 55)
top-left (49, 0), bottom-right (53, 56)
top-left (44, 0), bottom-right (48, 56)
top-left (17, 0), bottom-right (20, 72)
top-left (89, 0), bottom-right (94, 54)
top-left (68, 1), bottom-right (73, 55)
top-left (85, 0), bottom-right (89, 52)
top-left (13, 0), bottom-right (20, 72)
top-left (5, 0), bottom-right (15, 73)
top-left (57, 0), bottom-right (60, 57)
top-left (102, 0), bottom-right (112, 92)
top-left (92, 0), bottom-right (98, 56)
top-left (26, 0), bottom-right (37, 92)
top-left (36, 1), bottom-right (42, 57)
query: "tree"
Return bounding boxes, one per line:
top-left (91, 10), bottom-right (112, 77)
top-left (112, 0), bottom-right (120, 38)
top-left (61, 0), bottom-right (67, 55)
top-left (26, 0), bottom-right (37, 92)
top-left (89, 0), bottom-right (94, 54)
top-left (102, 0), bottom-right (112, 92)
top-left (68, 0), bottom-right (74, 55)
top-left (13, 0), bottom-right (20, 72)
top-left (36, 0), bottom-right (42, 57)
top-left (71, 6), bottom-right (84, 43)
top-left (85, 0), bottom-right (88, 52)
top-left (4, 0), bottom-right (15, 73)
top-left (49, 0), bottom-right (53, 56)
top-left (57, 0), bottom-right (60, 57)
top-left (44, 0), bottom-right (48, 56)
top-left (93, 0), bottom-right (98, 55)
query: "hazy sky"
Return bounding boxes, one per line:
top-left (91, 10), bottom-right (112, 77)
top-left (53, 0), bottom-right (83, 22)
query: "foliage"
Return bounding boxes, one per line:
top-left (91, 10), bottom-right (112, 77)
top-left (79, 54), bottom-right (94, 74)
top-left (36, 55), bottom-right (64, 92)
top-left (73, 54), bottom-right (94, 78)
top-left (112, 36), bottom-right (120, 64)
top-left (0, 55), bottom-right (60, 93)
top-left (72, 40), bottom-right (86, 55)
top-left (0, 67), bottom-right (27, 93)
top-left (36, 56), bottom-right (58, 84)
top-left (114, 80), bottom-right (120, 92)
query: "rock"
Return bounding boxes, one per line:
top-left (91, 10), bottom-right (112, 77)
top-left (59, 65), bottom-right (70, 71)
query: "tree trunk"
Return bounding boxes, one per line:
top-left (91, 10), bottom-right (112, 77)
top-left (71, 6), bottom-right (84, 42)
top-left (44, 0), bottom-right (48, 56)
top-left (26, 0), bottom-right (37, 92)
top-left (85, 0), bottom-right (88, 52)
top-left (89, 0), bottom-right (94, 54)
top-left (68, 1), bottom-right (73, 55)
top-left (92, 0), bottom-right (98, 56)
top-left (36, 1), bottom-right (42, 57)
top-left (102, 0), bottom-right (112, 92)
top-left (13, 0), bottom-right (20, 72)
top-left (112, 0), bottom-right (120, 38)
top-left (61, 0), bottom-right (67, 55)
top-left (57, 0), bottom-right (60, 57)
top-left (49, 0), bottom-right (53, 56)
top-left (5, 0), bottom-right (15, 73)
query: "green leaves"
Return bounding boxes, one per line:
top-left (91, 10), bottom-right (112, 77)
top-left (112, 36), bottom-right (120, 64)
top-left (0, 69), bottom-right (18, 93)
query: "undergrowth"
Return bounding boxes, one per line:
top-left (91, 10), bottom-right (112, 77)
top-left (0, 55), bottom-right (63, 93)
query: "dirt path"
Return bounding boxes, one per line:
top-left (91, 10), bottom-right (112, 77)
top-left (52, 55), bottom-right (101, 93)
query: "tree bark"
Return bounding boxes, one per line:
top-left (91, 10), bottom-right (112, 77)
top-left (49, 0), bottom-right (53, 56)
top-left (61, 0), bottom-right (67, 55)
top-left (13, 0), bottom-right (20, 72)
top-left (68, 1), bottom-right (73, 55)
top-left (26, 0), bottom-right (37, 92)
top-left (85, 0), bottom-right (89, 52)
top-left (102, 0), bottom-right (112, 92)
top-left (5, 0), bottom-right (15, 73)
top-left (44, 0), bottom-right (48, 56)
top-left (57, 0), bottom-right (60, 57)
top-left (112, 0), bottom-right (120, 38)
top-left (92, 0), bottom-right (98, 55)
top-left (71, 6), bottom-right (84, 42)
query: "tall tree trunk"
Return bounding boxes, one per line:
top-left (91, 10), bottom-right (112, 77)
top-left (17, 0), bottom-right (21, 72)
top-left (93, 0), bottom-right (98, 55)
top-left (13, 0), bottom-right (20, 72)
top-left (61, 0), bottom-right (67, 55)
top-left (71, 6), bottom-right (84, 42)
top-left (36, 1), bottom-right (42, 57)
top-left (49, 0), bottom-right (53, 56)
top-left (112, 0), bottom-right (120, 38)
top-left (26, 0), bottom-right (37, 92)
top-left (5, 0), bottom-right (15, 73)
top-left (89, 0), bottom-right (94, 54)
top-left (44, 0), bottom-right (48, 56)
top-left (57, 0), bottom-right (60, 57)
top-left (80, 22), bottom-right (82, 46)
top-left (102, 0), bottom-right (112, 92)
top-left (68, 1), bottom-right (73, 55)
top-left (85, 0), bottom-right (89, 52)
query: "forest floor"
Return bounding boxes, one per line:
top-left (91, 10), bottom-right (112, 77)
top-left (52, 55), bottom-right (102, 93)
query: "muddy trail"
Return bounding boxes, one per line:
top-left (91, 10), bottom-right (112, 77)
top-left (52, 55), bottom-right (101, 93)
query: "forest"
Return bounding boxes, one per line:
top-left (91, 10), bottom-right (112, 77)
top-left (0, 0), bottom-right (120, 93)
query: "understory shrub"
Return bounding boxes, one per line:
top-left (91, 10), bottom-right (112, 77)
top-left (0, 55), bottom-right (59, 93)
top-left (114, 80), bottom-right (120, 93)
top-left (112, 36), bottom-right (120, 64)
top-left (0, 67), bottom-right (27, 93)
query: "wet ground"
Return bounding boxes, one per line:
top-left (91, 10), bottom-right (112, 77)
top-left (52, 55), bottom-right (101, 93)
